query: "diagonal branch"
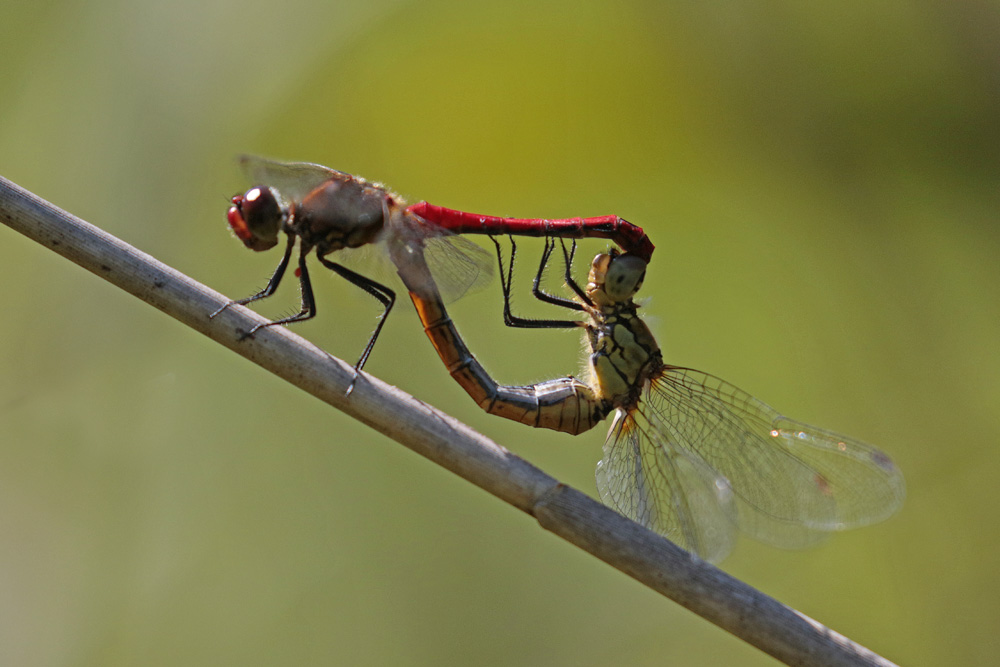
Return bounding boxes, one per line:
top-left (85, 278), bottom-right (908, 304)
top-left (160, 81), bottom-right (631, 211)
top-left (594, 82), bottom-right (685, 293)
top-left (0, 174), bottom-right (897, 667)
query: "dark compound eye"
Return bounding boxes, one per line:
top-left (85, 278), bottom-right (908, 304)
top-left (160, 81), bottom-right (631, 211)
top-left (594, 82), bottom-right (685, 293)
top-left (227, 186), bottom-right (282, 251)
top-left (241, 187), bottom-right (281, 234)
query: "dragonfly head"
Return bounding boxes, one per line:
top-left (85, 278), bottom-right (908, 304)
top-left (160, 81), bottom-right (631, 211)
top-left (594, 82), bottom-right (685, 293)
top-left (227, 186), bottom-right (285, 252)
top-left (589, 250), bottom-right (647, 304)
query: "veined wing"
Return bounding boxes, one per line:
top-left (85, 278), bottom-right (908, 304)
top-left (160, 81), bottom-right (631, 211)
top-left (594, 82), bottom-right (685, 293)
top-left (236, 155), bottom-right (348, 203)
top-left (596, 366), bottom-right (905, 562)
top-left (597, 406), bottom-right (740, 562)
top-left (389, 209), bottom-right (495, 304)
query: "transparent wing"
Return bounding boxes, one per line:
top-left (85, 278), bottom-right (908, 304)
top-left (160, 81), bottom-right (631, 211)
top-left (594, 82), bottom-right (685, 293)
top-left (596, 366), bottom-right (905, 562)
top-left (597, 409), bottom-right (740, 563)
top-left (236, 155), bottom-right (346, 202)
top-left (388, 209), bottom-right (494, 303)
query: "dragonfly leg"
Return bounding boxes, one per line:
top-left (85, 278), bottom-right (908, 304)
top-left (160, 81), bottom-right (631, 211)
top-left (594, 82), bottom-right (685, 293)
top-left (316, 256), bottom-right (395, 392)
top-left (558, 238), bottom-right (594, 307)
top-left (489, 237), bottom-right (582, 330)
top-left (526, 237), bottom-right (584, 311)
top-left (210, 233), bottom-right (295, 318)
top-left (243, 246), bottom-right (319, 338)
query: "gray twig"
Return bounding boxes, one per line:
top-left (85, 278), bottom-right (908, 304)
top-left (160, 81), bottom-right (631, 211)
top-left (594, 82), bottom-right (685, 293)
top-left (0, 174), bottom-right (897, 667)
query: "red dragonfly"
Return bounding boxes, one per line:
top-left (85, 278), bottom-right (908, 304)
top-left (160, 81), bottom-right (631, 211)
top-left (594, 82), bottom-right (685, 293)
top-left (214, 156), bottom-right (653, 382)
top-left (395, 236), bottom-right (904, 562)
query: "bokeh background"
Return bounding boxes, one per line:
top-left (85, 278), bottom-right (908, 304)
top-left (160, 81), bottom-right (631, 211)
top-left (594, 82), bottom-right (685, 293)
top-left (2, 1), bottom-right (998, 665)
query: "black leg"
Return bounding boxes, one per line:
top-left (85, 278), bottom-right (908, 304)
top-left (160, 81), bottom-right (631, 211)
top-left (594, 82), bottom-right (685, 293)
top-left (489, 236), bottom-right (582, 330)
top-left (529, 237), bottom-right (585, 311)
top-left (558, 238), bottom-right (594, 308)
top-left (243, 246), bottom-right (318, 337)
top-left (211, 234), bottom-right (295, 318)
top-left (222, 239), bottom-right (394, 394)
top-left (316, 256), bottom-right (395, 379)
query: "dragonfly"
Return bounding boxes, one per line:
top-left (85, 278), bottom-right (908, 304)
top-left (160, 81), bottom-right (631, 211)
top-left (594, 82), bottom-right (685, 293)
top-left (214, 156), bottom-right (654, 386)
top-left (395, 236), bottom-right (905, 562)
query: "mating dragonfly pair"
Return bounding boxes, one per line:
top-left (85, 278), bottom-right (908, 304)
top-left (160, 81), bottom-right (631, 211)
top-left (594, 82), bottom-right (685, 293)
top-left (213, 156), bottom-right (904, 563)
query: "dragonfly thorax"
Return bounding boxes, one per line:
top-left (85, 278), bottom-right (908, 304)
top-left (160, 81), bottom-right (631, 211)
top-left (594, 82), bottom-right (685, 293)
top-left (587, 305), bottom-right (661, 409)
top-left (293, 177), bottom-right (391, 254)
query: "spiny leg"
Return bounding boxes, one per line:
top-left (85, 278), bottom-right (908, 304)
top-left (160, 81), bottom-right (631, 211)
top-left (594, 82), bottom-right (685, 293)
top-left (243, 246), bottom-right (318, 337)
top-left (558, 238), bottom-right (594, 307)
top-left (489, 236), bottom-right (582, 330)
top-left (529, 237), bottom-right (584, 310)
top-left (210, 234), bottom-right (295, 318)
top-left (316, 256), bottom-right (395, 394)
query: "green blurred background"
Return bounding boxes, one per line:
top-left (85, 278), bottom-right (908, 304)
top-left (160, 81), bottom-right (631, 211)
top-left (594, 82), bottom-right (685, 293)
top-left (2, 1), bottom-right (997, 664)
